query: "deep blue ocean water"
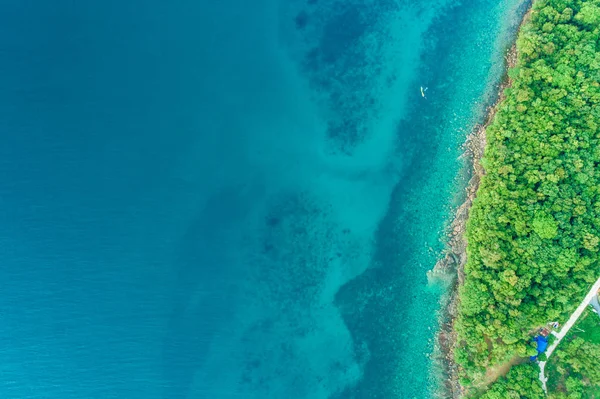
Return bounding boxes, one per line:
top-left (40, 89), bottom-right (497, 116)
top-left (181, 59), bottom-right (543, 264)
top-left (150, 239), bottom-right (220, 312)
top-left (0, 1), bottom-right (527, 398)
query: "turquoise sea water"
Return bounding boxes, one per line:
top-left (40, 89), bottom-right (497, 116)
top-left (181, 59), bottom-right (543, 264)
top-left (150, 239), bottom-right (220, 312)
top-left (0, 1), bottom-right (527, 398)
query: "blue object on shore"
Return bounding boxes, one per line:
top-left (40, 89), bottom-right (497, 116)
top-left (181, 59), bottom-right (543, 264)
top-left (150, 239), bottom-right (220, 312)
top-left (535, 335), bottom-right (549, 353)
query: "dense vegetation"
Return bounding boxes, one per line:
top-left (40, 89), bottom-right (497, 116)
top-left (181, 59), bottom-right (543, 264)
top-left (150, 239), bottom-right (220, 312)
top-left (454, 0), bottom-right (600, 390)
top-left (546, 309), bottom-right (600, 398)
top-left (548, 337), bottom-right (600, 397)
top-left (479, 310), bottom-right (600, 398)
top-left (479, 364), bottom-right (545, 399)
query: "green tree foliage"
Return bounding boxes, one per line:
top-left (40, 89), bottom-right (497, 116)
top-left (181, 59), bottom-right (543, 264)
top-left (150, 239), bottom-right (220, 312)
top-left (575, 3), bottom-right (600, 27)
top-left (553, 337), bottom-right (600, 385)
top-left (547, 334), bottom-right (600, 397)
top-left (480, 364), bottom-right (545, 399)
top-left (455, 0), bottom-right (600, 389)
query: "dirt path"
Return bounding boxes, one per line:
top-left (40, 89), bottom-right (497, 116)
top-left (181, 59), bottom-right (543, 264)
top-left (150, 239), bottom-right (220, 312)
top-left (484, 355), bottom-right (524, 386)
top-left (538, 277), bottom-right (600, 393)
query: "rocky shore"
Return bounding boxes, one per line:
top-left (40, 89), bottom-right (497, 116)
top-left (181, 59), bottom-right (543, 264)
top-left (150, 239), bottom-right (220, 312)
top-left (431, 29), bottom-right (525, 398)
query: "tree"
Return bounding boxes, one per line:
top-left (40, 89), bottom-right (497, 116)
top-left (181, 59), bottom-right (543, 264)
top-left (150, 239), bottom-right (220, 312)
top-left (574, 4), bottom-right (600, 28)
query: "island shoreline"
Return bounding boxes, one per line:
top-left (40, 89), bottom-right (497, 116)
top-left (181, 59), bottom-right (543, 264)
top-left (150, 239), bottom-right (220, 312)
top-left (431, 5), bottom-right (533, 397)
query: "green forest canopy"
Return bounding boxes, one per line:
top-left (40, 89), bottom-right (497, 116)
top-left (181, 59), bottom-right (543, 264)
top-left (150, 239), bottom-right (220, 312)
top-left (455, 0), bottom-right (600, 387)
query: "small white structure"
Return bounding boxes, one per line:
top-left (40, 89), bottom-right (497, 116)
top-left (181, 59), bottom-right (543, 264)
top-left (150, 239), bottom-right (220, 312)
top-left (591, 294), bottom-right (600, 316)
